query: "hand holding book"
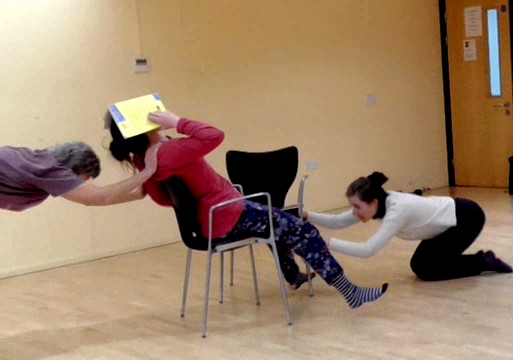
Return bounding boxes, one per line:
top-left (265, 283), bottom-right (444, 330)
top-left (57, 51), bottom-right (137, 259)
top-left (147, 111), bottom-right (180, 130)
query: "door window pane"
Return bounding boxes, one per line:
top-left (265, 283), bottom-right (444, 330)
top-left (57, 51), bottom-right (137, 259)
top-left (487, 9), bottom-right (501, 97)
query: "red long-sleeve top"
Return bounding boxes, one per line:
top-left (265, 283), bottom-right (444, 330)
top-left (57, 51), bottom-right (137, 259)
top-left (136, 118), bottom-right (244, 239)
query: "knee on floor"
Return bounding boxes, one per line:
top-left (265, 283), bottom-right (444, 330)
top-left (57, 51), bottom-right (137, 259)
top-left (410, 259), bottom-right (436, 281)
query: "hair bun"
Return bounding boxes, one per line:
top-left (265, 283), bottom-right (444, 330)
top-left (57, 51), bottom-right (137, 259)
top-left (367, 172), bottom-right (388, 186)
top-left (109, 140), bottom-right (130, 162)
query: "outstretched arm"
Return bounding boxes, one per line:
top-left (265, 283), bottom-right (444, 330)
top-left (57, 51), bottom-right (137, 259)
top-left (61, 143), bottom-right (160, 206)
top-left (304, 209), bottom-right (360, 229)
top-left (329, 216), bottom-right (403, 258)
top-left (61, 170), bottom-right (151, 206)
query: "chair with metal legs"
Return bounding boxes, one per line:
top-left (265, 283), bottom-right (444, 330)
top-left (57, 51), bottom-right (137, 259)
top-left (163, 177), bottom-right (292, 338)
top-left (225, 146), bottom-right (314, 296)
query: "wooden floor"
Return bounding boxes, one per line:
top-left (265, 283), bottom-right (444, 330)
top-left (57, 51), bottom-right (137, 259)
top-left (1, 187), bottom-right (513, 359)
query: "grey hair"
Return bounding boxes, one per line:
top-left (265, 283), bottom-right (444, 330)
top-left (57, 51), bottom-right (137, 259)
top-left (47, 142), bottom-right (101, 178)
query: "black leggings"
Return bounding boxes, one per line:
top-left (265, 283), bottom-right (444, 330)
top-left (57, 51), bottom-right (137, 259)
top-left (410, 198), bottom-right (486, 281)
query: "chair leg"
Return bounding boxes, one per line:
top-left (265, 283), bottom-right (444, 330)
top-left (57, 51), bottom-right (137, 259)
top-left (268, 241), bottom-right (292, 326)
top-left (202, 251), bottom-right (214, 338)
top-left (220, 252), bottom-right (225, 304)
top-left (304, 260), bottom-right (314, 297)
top-left (181, 248), bottom-right (193, 318)
top-left (248, 245), bottom-right (261, 305)
top-left (230, 250), bottom-right (234, 286)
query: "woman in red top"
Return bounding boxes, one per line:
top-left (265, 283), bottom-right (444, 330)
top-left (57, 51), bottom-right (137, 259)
top-left (108, 110), bottom-right (387, 309)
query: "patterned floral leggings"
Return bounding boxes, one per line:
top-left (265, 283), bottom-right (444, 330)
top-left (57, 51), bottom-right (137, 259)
top-left (226, 201), bottom-right (343, 285)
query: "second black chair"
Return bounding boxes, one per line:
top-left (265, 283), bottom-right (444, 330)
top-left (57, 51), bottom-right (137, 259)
top-left (225, 145), bottom-right (314, 295)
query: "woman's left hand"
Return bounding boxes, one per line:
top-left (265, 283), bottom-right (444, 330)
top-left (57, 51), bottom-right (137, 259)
top-left (148, 111), bottom-right (180, 130)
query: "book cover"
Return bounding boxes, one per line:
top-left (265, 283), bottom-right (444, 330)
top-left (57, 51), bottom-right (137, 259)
top-left (107, 94), bottom-right (166, 139)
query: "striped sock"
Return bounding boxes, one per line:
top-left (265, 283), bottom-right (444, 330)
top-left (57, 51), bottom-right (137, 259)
top-left (331, 274), bottom-right (388, 309)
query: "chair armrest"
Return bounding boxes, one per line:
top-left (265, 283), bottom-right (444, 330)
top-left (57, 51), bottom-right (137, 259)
top-left (208, 192), bottom-right (274, 246)
top-left (297, 175), bottom-right (309, 218)
top-left (281, 175), bottom-right (309, 218)
top-left (232, 184), bottom-right (244, 194)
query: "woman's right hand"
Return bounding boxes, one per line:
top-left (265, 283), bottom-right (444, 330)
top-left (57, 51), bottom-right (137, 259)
top-left (143, 143), bottom-right (161, 173)
top-left (148, 111), bottom-right (180, 130)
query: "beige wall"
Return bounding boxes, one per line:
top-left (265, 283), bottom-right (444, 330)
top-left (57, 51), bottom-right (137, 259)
top-left (0, 0), bottom-right (447, 277)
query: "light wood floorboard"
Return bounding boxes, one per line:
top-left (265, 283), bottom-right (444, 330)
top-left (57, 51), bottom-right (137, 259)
top-left (1, 187), bottom-right (512, 359)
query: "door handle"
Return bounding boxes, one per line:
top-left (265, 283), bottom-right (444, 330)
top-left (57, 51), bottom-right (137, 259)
top-left (493, 102), bottom-right (511, 108)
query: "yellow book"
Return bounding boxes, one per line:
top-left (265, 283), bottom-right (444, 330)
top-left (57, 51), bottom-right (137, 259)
top-left (107, 94), bottom-right (166, 139)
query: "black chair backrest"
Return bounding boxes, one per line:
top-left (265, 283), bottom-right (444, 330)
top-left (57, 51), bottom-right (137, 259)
top-left (225, 146), bottom-right (298, 209)
top-left (163, 177), bottom-right (209, 251)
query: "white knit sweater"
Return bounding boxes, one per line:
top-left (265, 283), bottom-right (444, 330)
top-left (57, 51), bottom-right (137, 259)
top-left (308, 191), bottom-right (456, 258)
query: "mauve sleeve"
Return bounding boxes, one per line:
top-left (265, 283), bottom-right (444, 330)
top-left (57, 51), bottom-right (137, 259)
top-left (31, 167), bottom-right (85, 197)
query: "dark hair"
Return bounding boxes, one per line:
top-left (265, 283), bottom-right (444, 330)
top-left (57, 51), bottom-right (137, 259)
top-left (108, 116), bottom-right (150, 170)
top-left (346, 171), bottom-right (388, 203)
top-left (47, 142), bottom-right (101, 178)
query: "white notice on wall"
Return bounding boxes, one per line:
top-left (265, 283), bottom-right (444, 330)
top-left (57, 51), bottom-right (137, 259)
top-left (464, 6), bottom-right (482, 37)
top-left (464, 39), bottom-right (477, 61)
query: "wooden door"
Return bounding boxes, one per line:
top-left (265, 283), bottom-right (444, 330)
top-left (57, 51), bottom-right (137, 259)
top-left (446, 0), bottom-right (513, 187)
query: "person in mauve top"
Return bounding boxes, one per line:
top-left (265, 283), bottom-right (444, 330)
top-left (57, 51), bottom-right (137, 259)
top-left (0, 141), bottom-right (160, 211)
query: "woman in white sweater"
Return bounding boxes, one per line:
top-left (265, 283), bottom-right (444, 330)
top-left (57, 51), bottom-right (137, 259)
top-left (303, 172), bottom-right (512, 281)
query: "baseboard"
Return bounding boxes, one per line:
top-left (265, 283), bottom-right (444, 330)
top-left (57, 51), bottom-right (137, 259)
top-left (0, 240), bottom-right (177, 280)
